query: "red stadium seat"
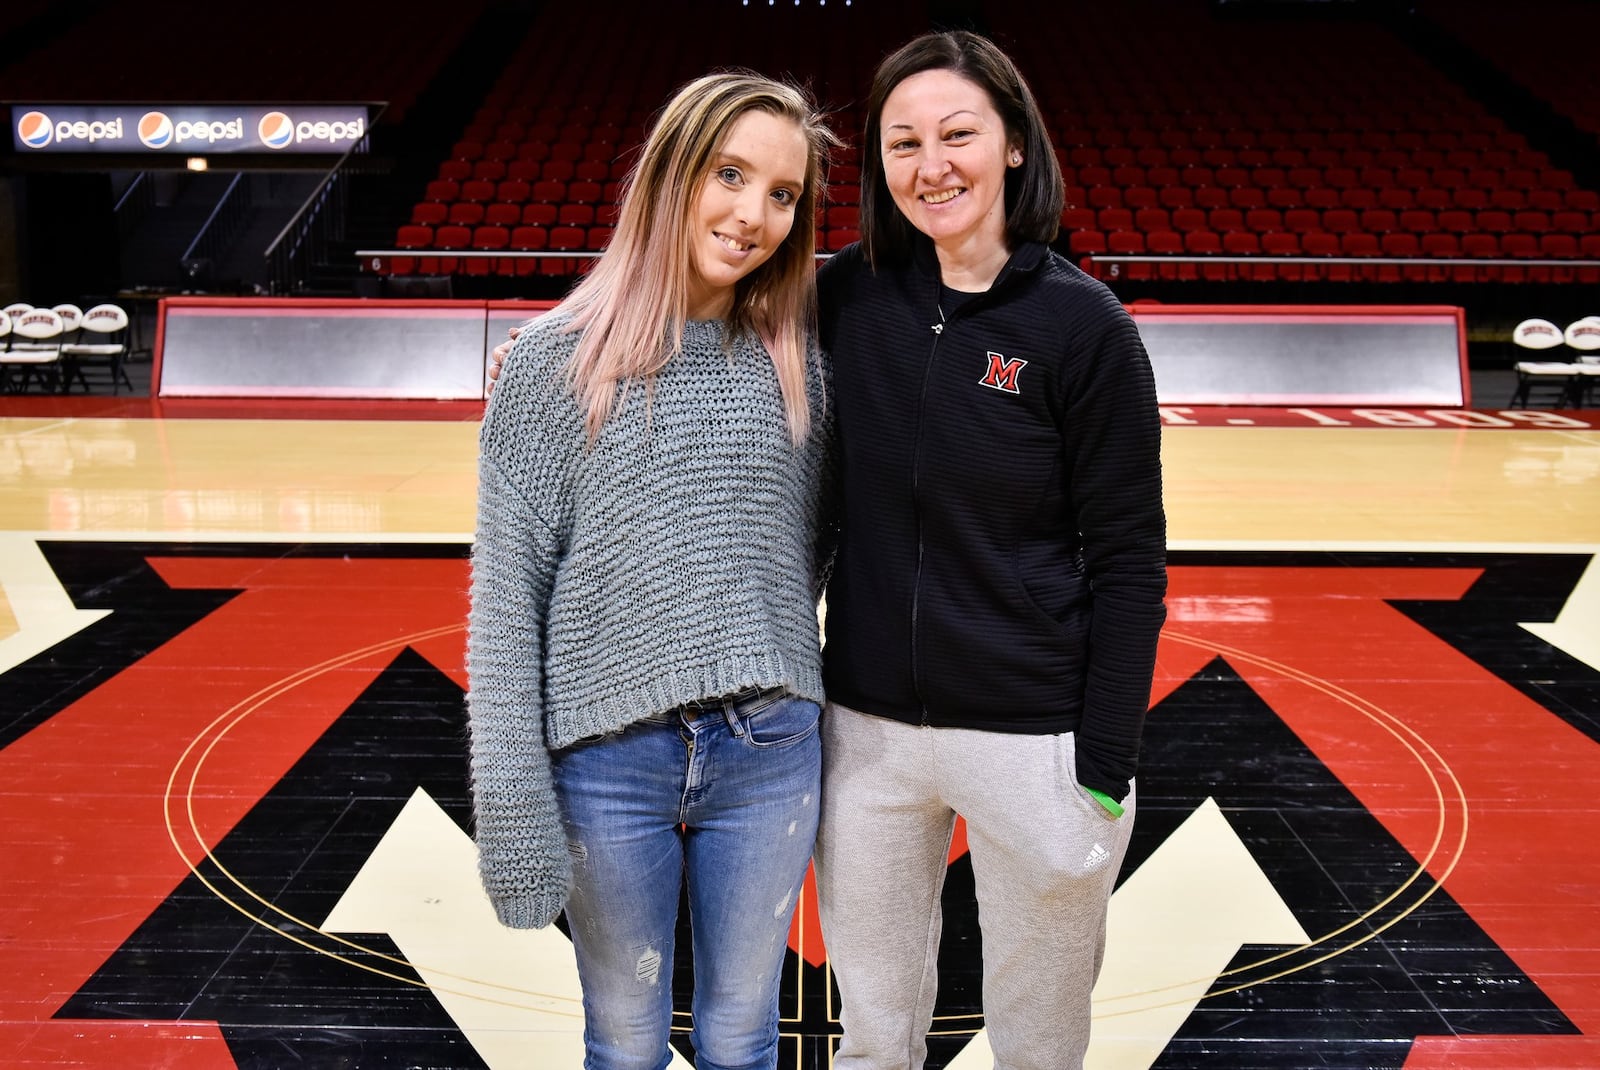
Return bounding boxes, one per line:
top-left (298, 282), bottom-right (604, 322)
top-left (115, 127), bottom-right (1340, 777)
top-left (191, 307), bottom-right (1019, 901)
top-left (1107, 231), bottom-right (1151, 280)
top-left (1539, 234), bottom-right (1580, 283)
top-left (1183, 229), bottom-right (1227, 280)
top-left (411, 202), bottom-right (448, 226)
top-left (1378, 187), bottom-right (1417, 210)
top-left (1135, 207), bottom-right (1171, 233)
top-left (465, 225), bottom-right (511, 276)
top-left (1246, 208), bottom-right (1284, 233)
top-left (532, 180), bottom-right (567, 203)
top-left (1341, 232), bottom-right (1382, 281)
top-left (1552, 210), bottom-right (1590, 234)
top-left (521, 202), bottom-right (558, 227)
top-left (544, 225), bottom-right (587, 276)
top-left (1145, 229), bottom-right (1191, 280)
top-left (484, 203), bottom-right (521, 227)
top-left (510, 225), bottom-right (548, 276)
top-left (1068, 229), bottom-right (1108, 257)
top-left (1284, 208), bottom-right (1321, 234)
top-left (1461, 233), bottom-right (1499, 282)
top-left (1500, 232), bottom-right (1540, 282)
top-left (558, 203), bottom-right (596, 227)
top-left (1339, 188), bottom-right (1377, 211)
top-left (1477, 209), bottom-right (1514, 234)
top-left (1360, 209), bottom-right (1398, 234)
top-left (1098, 207), bottom-right (1135, 233)
top-left (1301, 231), bottom-right (1345, 281)
top-left (1513, 210), bottom-right (1552, 234)
top-left (424, 179), bottom-right (459, 203)
top-left (1224, 230), bottom-right (1271, 281)
top-left (1123, 186), bottom-right (1159, 210)
top-left (1060, 207), bottom-right (1096, 232)
top-left (823, 228), bottom-right (861, 252)
top-left (497, 179), bottom-right (530, 203)
top-left (448, 202), bottom-right (485, 226)
top-left (1399, 209), bottom-right (1437, 234)
top-left (1228, 186), bottom-right (1266, 210)
top-left (1262, 231), bottom-right (1304, 281)
top-left (1208, 207), bottom-right (1246, 233)
top-left (1158, 186), bottom-right (1195, 210)
top-left (826, 206), bottom-right (860, 230)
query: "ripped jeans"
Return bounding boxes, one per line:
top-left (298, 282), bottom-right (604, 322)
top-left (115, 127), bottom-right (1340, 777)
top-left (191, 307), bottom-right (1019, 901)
top-left (550, 689), bottom-right (821, 1070)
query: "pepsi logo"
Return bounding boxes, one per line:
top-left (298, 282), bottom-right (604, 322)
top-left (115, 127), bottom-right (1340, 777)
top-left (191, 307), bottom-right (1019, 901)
top-left (17, 111), bottom-right (52, 148)
top-left (139, 111), bottom-right (174, 149)
top-left (259, 111), bottom-right (294, 149)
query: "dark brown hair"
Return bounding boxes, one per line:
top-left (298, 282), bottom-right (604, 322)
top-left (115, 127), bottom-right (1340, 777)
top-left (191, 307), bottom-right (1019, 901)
top-left (860, 30), bottom-right (1063, 267)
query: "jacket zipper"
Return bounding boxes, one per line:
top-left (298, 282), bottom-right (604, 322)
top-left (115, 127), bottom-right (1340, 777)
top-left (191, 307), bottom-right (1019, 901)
top-left (910, 307), bottom-right (945, 726)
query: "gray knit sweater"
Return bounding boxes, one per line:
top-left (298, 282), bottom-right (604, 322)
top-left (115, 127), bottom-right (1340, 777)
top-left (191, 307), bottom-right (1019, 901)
top-left (467, 312), bottom-right (833, 930)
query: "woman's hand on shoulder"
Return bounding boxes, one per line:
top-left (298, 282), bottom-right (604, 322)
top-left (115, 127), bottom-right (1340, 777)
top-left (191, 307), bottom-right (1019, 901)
top-left (487, 325), bottom-right (523, 391)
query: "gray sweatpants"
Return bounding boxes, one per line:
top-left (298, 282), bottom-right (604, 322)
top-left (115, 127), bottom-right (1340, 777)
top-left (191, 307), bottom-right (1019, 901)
top-left (814, 703), bottom-right (1136, 1070)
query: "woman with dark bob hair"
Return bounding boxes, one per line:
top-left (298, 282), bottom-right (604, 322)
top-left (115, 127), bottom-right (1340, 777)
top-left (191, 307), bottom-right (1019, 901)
top-left (813, 30), bottom-right (1167, 1070)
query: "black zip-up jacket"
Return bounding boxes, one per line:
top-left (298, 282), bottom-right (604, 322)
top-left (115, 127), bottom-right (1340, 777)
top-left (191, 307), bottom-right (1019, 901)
top-left (817, 238), bottom-right (1167, 800)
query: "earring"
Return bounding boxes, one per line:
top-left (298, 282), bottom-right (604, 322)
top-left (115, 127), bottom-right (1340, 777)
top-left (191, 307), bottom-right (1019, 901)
top-left (1010, 152), bottom-right (1022, 165)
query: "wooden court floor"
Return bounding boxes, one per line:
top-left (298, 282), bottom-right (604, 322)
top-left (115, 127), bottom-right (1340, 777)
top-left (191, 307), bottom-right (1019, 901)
top-left (2, 396), bottom-right (1598, 1070)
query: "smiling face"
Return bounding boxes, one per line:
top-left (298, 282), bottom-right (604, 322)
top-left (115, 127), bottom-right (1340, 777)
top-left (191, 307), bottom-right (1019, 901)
top-left (685, 108), bottom-right (809, 321)
top-left (879, 67), bottom-right (1020, 260)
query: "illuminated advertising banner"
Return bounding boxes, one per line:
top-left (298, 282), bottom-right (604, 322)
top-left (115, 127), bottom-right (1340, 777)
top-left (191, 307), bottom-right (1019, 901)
top-left (10, 104), bottom-right (371, 154)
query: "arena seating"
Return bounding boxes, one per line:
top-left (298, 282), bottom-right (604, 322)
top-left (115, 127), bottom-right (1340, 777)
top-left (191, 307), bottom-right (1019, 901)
top-left (346, 0), bottom-right (1600, 286)
top-left (1006, 0), bottom-right (1598, 284)
top-left (1422, 0), bottom-right (1600, 149)
top-left (4, 0), bottom-right (1597, 294)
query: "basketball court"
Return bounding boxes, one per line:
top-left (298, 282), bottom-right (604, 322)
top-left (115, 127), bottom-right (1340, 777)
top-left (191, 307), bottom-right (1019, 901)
top-left (2, 327), bottom-right (1599, 1069)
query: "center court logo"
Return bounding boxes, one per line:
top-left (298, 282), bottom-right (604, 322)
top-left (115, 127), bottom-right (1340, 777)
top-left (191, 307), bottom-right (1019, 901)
top-left (258, 111), bottom-right (294, 149)
top-left (17, 111), bottom-right (52, 148)
top-left (138, 111), bottom-right (174, 149)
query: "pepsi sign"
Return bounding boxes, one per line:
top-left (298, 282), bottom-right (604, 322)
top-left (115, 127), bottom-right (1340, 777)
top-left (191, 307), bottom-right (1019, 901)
top-left (10, 104), bottom-right (372, 154)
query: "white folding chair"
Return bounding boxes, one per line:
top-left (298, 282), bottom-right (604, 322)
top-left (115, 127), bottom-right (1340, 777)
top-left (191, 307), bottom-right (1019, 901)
top-left (1509, 317), bottom-right (1581, 408)
top-left (3, 306), bottom-right (65, 393)
top-left (1566, 317), bottom-right (1600, 406)
top-left (60, 303), bottom-right (132, 394)
top-left (0, 310), bottom-right (11, 391)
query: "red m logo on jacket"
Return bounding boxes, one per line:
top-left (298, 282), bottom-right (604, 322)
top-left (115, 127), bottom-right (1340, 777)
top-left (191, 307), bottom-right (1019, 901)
top-left (979, 352), bottom-right (1027, 394)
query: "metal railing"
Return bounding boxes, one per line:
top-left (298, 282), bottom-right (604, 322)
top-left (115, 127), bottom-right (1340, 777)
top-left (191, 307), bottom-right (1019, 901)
top-left (350, 248), bottom-right (1600, 276)
top-left (180, 173), bottom-right (252, 284)
top-left (353, 248), bottom-right (602, 267)
top-left (265, 103), bottom-right (388, 295)
top-left (112, 172), bottom-right (155, 246)
top-left (1084, 252), bottom-right (1600, 279)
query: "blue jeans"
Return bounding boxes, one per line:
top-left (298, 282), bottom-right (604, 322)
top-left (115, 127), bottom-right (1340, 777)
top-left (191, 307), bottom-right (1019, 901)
top-left (550, 689), bottom-right (821, 1070)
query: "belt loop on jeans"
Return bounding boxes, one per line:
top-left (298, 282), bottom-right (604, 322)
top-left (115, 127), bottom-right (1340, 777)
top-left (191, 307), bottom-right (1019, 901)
top-left (721, 700), bottom-right (747, 738)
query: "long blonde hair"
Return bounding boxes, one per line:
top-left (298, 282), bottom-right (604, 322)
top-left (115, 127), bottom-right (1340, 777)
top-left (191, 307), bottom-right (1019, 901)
top-left (556, 71), bottom-right (836, 444)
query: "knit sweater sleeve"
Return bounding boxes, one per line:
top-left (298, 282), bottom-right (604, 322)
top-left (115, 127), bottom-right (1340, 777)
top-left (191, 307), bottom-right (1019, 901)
top-left (466, 326), bottom-right (578, 929)
top-left (810, 338), bottom-right (840, 604)
top-left (1061, 288), bottom-right (1168, 801)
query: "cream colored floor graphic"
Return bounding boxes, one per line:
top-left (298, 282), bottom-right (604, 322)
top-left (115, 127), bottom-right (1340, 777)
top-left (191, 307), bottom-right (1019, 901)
top-left (946, 798), bottom-right (1309, 1070)
top-left (0, 531), bottom-right (110, 673)
top-left (1521, 552), bottom-right (1600, 673)
top-left (322, 788), bottom-right (695, 1069)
